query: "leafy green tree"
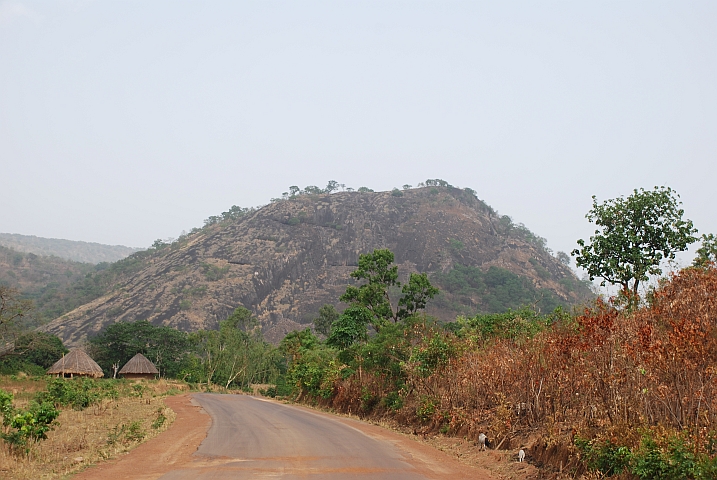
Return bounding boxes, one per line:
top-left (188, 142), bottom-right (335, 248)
top-left (326, 306), bottom-right (371, 349)
top-left (0, 390), bottom-right (59, 452)
top-left (280, 328), bottom-right (318, 365)
top-left (313, 304), bottom-right (339, 337)
top-left (13, 332), bottom-right (67, 368)
top-left (572, 187), bottom-right (697, 305)
top-left (357, 187), bottom-right (374, 193)
top-left (339, 249), bottom-right (438, 334)
top-left (304, 185), bottom-right (323, 195)
top-left (89, 320), bottom-right (191, 378)
top-left (693, 233), bottom-right (717, 268)
top-left (325, 180), bottom-right (339, 194)
top-left (187, 308), bottom-right (280, 388)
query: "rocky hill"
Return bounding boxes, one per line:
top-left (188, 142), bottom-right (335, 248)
top-left (0, 233), bottom-right (141, 264)
top-left (42, 187), bottom-right (591, 346)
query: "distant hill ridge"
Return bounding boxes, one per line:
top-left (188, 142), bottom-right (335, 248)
top-left (42, 185), bottom-right (592, 346)
top-left (0, 233), bottom-right (141, 264)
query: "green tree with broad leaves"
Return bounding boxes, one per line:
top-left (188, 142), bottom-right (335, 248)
top-left (572, 186), bottom-right (697, 307)
top-left (313, 304), bottom-right (339, 337)
top-left (693, 233), bottom-right (717, 268)
top-left (334, 249), bottom-right (438, 342)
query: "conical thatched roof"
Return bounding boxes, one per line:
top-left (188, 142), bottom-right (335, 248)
top-left (118, 353), bottom-right (158, 375)
top-left (47, 349), bottom-right (103, 378)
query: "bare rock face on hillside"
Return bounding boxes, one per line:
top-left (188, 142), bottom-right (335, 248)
top-left (42, 187), bottom-right (590, 346)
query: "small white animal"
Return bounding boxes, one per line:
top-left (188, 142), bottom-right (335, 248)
top-left (518, 449), bottom-right (526, 462)
top-left (478, 433), bottom-right (488, 451)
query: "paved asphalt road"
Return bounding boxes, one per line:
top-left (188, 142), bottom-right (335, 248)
top-left (158, 394), bottom-right (488, 480)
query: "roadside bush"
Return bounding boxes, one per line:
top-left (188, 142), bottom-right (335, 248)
top-left (38, 378), bottom-right (115, 410)
top-left (0, 389), bottom-right (59, 452)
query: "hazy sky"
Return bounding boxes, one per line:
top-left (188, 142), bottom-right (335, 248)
top-left (2, 1), bottom-right (716, 272)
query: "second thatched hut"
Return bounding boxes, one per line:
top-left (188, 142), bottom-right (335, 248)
top-left (47, 349), bottom-right (104, 378)
top-left (118, 353), bottom-right (158, 380)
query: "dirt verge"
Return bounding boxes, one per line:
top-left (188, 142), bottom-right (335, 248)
top-left (71, 394), bottom-right (209, 480)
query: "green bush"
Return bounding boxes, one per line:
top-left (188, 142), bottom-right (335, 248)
top-left (575, 437), bottom-right (632, 475)
top-left (416, 395), bottom-right (437, 422)
top-left (576, 432), bottom-right (717, 480)
top-left (0, 390), bottom-right (59, 452)
top-left (39, 378), bottom-right (105, 410)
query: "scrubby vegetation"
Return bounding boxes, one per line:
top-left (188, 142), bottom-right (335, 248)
top-left (0, 376), bottom-right (179, 479)
top-left (270, 263), bottom-right (717, 478)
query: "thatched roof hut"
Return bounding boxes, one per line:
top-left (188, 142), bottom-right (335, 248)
top-left (47, 349), bottom-right (103, 378)
top-left (118, 353), bottom-right (158, 380)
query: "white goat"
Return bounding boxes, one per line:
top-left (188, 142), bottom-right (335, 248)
top-left (518, 449), bottom-right (526, 462)
top-left (478, 433), bottom-right (488, 451)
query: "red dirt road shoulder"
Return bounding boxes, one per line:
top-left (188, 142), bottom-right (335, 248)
top-left (72, 394), bottom-right (209, 480)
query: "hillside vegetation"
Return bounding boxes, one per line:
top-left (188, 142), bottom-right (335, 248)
top-left (277, 258), bottom-right (717, 479)
top-left (40, 183), bottom-right (591, 346)
top-left (0, 246), bottom-right (160, 327)
top-left (0, 233), bottom-right (140, 264)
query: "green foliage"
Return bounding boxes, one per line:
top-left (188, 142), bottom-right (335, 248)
top-left (409, 334), bottom-right (457, 377)
top-left (424, 179), bottom-right (453, 187)
top-left (0, 390), bottom-right (59, 452)
top-left (26, 250), bottom-right (153, 324)
top-left (449, 238), bottom-right (464, 251)
top-left (152, 408), bottom-right (167, 429)
top-left (0, 389), bottom-right (13, 423)
top-left (556, 251), bottom-right (571, 266)
top-left (201, 262), bottom-right (230, 281)
top-left (326, 306), bottom-right (371, 349)
top-left (313, 304), bottom-right (339, 337)
top-left (693, 233), bottom-right (717, 268)
top-left (575, 437), bottom-right (632, 476)
top-left (280, 328), bottom-right (319, 361)
top-left (125, 421), bottom-right (145, 442)
top-left (89, 320), bottom-right (192, 378)
top-left (0, 332), bottom-right (67, 375)
top-left (287, 348), bottom-right (340, 399)
top-left (38, 378), bottom-right (118, 410)
top-left (572, 186), bottom-right (698, 303)
top-left (397, 273), bottom-right (439, 319)
top-left (448, 307), bottom-right (557, 341)
top-left (357, 187), bottom-right (374, 193)
top-left (107, 420), bottom-right (147, 445)
top-left (416, 395), bottom-right (437, 421)
top-left (433, 264), bottom-right (562, 314)
top-left (391, 188), bottom-right (403, 197)
top-left (575, 432), bottom-right (717, 480)
top-left (185, 310), bottom-right (282, 388)
top-left (339, 249), bottom-right (438, 336)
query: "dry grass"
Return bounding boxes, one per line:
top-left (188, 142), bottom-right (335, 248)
top-left (0, 377), bottom-right (187, 479)
top-left (0, 374), bottom-right (47, 405)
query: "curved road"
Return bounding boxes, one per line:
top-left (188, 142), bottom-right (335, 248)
top-left (159, 394), bottom-right (491, 480)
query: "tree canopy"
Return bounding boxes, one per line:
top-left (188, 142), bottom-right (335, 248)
top-left (329, 249), bottom-right (438, 347)
top-left (572, 186), bottom-right (697, 305)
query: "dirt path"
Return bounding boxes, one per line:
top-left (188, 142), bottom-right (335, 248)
top-left (73, 394), bottom-right (499, 479)
top-left (72, 394), bottom-right (210, 480)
